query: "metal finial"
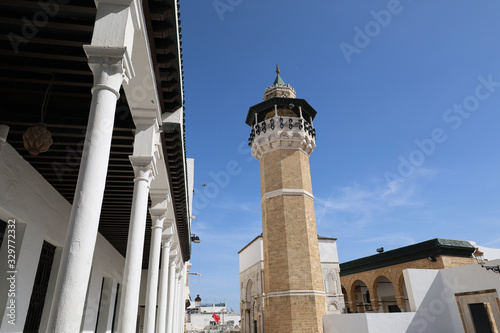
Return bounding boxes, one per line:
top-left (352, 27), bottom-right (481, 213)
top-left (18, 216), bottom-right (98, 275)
top-left (276, 64), bottom-right (280, 75)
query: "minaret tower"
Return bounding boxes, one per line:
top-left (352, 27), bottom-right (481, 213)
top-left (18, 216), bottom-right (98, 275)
top-left (245, 66), bottom-right (325, 333)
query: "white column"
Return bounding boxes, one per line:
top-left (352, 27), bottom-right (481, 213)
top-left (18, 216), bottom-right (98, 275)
top-left (172, 271), bottom-right (181, 333)
top-left (47, 47), bottom-right (130, 333)
top-left (178, 269), bottom-right (187, 333)
top-left (165, 259), bottom-right (178, 333)
top-left (156, 239), bottom-right (172, 333)
top-left (174, 266), bottom-right (185, 333)
top-left (117, 156), bottom-right (156, 333)
top-left (143, 191), bottom-right (168, 333)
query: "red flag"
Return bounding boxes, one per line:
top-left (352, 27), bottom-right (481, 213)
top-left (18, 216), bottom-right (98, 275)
top-left (212, 313), bottom-right (220, 323)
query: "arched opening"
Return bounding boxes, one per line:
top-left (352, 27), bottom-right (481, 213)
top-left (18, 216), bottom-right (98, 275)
top-left (328, 301), bottom-right (339, 312)
top-left (246, 280), bottom-right (254, 303)
top-left (341, 286), bottom-right (349, 313)
top-left (375, 276), bottom-right (398, 313)
top-left (245, 280), bottom-right (254, 333)
top-left (325, 272), bottom-right (337, 295)
top-left (351, 280), bottom-right (369, 313)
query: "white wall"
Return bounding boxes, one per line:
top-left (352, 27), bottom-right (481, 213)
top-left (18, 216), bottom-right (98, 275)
top-left (187, 158), bottom-right (195, 216)
top-left (403, 269), bottom-right (439, 312)
top-left (406, 260), bottom-right (500, 333)
top-left (239, 237), bottom-right (263, 273)
top-left (319, 239), bottom-right (339, 263)
top-left (323, 313), bottom-right (415, 333)
top-left (0, 141), bottom-right (125, 332)
top-left (404, 269), bottom-right (456, 333)
top-left (324, 261), bottom-right (500, 333)
top-left (319, 239), bottom-right (344, 313)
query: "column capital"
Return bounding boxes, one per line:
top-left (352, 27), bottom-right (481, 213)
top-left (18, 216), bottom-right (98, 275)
top-left (150, 214), bottom-right (166, 229)
top-left (83, 46), bottom-right (134, 99)
top-left (149, 189), bottom-right (168, 215)
top-left (161, 219), bottom-right (175, 230)
top-left (129, 155), bottom-right (157, 183)
top-left (162, 226), bottom-right (174, 238)
top-left (149, 189), bottom-right (169, 229)
top-left (161, 240), bottom-right (172, 249)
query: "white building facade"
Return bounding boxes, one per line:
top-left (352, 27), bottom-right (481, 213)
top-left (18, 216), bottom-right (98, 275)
top-left (238, 235), bottom-right (344, 333)
top-left (185, 298), bottom-right (241, 332)
top-left (324, 259), bottom-right (500, 332)
top-left (0, 0), bottom-right (193, 332)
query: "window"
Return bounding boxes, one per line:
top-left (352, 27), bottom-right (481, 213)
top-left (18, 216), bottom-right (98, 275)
top-left (23, 241), bottom-right (56, 333)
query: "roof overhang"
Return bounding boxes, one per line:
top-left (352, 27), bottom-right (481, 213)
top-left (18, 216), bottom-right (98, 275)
top-left (340, 238), bottom-right (475, 277)
top-left (0, 0), bottom-right (190, 266)
top-left (245, 97), bottom-right (318, 127)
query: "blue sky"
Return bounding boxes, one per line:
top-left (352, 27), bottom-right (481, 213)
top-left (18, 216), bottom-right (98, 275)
top-left (180, 0), bottom-right (500, 311)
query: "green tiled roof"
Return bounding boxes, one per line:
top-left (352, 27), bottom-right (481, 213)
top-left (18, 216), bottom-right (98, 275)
top-left (273, 74), bottom-right (285, 86)
top-left (340, 238), bottom-right (475, 277)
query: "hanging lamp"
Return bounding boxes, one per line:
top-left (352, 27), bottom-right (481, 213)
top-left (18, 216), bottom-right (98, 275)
top-left (23, 74), bottom-right (54, 156)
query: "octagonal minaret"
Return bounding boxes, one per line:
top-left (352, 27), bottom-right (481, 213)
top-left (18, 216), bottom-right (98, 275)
top-left (245, 66), bottom-right (325, 333)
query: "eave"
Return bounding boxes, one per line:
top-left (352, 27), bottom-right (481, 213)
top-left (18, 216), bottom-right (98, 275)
top-left (245, 97), bottom-right (318, 127)
top-left (0, 0), bottom-right (189, 267)
top-left (340, 238), bottom-right (475, 277)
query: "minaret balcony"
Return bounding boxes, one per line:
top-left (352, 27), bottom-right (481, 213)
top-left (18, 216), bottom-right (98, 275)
top-left (248, 115), bottom-right (316, 160)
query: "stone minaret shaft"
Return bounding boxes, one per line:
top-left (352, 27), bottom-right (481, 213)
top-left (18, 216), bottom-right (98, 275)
top-left (246, 67), bottom-right (325, 333)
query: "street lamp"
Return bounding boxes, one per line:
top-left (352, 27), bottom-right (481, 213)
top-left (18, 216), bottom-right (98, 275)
top-left (191, 234), bottom-right (200, 243)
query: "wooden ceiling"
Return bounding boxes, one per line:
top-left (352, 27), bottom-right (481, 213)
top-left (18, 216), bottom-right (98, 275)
top-left (0, 0), bottom-right (188, 267)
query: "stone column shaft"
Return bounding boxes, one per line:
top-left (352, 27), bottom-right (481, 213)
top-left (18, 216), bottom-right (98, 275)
top-left (396, 295), bottom-right (407, 312)
top-left (47, 48), bottom-right (128, 333)
top-left (178, 271), bottom-right (186, 332)
top-left (156, 240), bottom-right (172, 333)
top-left (143, 212), bottom-right (166, 333)
top-left (370, 299), bottom-right (380, 313)
top-left (117, 157), bottom-right (155, 333)
top-left (172, 272), bottom-right (180, 333)
top-left (165, 259), bottom-right (178, 333)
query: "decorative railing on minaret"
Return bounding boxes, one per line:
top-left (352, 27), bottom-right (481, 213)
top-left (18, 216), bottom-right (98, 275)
top-left (248, 112), bottom-right (316, 159)
top-left (246, 66), bottom-right (318, 160)
top-left (244, 66), bottom-right (325, 333)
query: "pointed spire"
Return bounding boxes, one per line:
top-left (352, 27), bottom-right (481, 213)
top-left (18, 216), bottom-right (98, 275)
top-left (273, 64), bottom-right (285, 86)
top-left (263, 64), bottom-right (296, 101)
